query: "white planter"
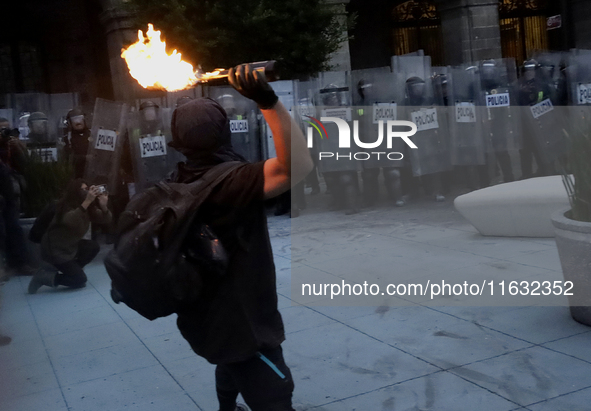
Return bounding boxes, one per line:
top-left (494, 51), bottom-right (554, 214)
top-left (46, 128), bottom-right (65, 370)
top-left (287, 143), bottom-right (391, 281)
top-left (551, 207), bottom-right (591, 326)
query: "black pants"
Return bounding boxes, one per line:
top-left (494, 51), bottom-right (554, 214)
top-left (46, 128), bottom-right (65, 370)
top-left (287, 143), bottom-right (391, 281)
top-left (1, 198), bottom-right (29, 269)
top-left (52, 240), bottom-right (100, 288)
top-left (216, 346), bottom-right (295, 411)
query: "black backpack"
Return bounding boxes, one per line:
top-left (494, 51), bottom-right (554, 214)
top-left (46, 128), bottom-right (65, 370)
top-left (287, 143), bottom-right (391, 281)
top-left (104, 161), bottom-right (241, 320)
top-left (29, 201), bottom-right (57, 243)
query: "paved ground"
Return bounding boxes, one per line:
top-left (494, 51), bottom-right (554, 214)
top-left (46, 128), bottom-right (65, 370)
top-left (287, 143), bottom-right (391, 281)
top-left (1, 191), bottom-right (591, 411)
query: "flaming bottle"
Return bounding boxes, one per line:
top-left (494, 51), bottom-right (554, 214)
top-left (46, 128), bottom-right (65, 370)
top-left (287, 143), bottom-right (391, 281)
top-left (122, 24), bottom-right (279, 91)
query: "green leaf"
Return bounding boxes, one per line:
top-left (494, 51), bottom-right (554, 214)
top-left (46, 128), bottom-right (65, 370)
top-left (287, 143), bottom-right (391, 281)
top-left (123, 0), bottom-right (352, 78)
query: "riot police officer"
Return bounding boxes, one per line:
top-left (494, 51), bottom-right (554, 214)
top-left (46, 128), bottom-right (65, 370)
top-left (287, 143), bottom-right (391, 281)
top-left (139, 101), bottom-right (161, 135)
top-left (519, 59), bottom-right (566, 178)
top-left (176, 95), bottom-right (194, 108)
top-left (354, 72), bottom-right (405, 207)
top-left (404, 76), bottom-right (447, 202)
top-left (65, 108), bottom-right (91, 178)
top-left (318, 83), bottom-right (360, 215)
top-left (27, 112), bottom-right (50, 147)
top-left (480, 60), bottom-right (518, 184)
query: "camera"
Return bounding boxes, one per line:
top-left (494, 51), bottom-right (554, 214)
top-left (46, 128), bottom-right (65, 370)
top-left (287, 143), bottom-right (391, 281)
top-left (0, 127), bottom-right (19, 144)
top-left (0, 127), bottom-right (11, 143)
top-left (97, 185), bottom-right (107, 194)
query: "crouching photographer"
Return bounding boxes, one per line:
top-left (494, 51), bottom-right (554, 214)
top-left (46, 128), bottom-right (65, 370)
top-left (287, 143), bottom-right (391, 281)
top-left (28, 179), bottom-right (111, 293)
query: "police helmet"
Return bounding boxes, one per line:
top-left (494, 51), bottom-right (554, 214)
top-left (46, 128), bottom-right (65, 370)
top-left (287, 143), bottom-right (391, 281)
top-left (139, 100), bottom-right (159, 111)
top-left (28, 112), bottom-right (48, 124)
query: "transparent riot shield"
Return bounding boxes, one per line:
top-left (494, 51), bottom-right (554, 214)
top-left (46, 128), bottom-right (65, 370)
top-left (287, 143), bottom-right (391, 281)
top-left (351, 67), bottom-right (407, 169)
top-left (205, 86), bottom-right (261, 163)
top-left (0, 109), bottom-right (13, 128)
top-left (396, 55), bottom-right (451, 177)
top-left (166, 86), bottom-right (203, 109)
top-left (13, 93), bottom-right (56, 160)
top-left (261, 80), bottom-right (297, 160)
top-left (567, 50), bottom-right (591, 107)
top-left (293, 78), bottom-right (320, 170)
top-left (315, 71), bottom-right (359, 174)
top-left (49, 94), bottom-right (78, 138)
top-left (566, 50), bottom-right (591, 163)
top-left (85, 98), bottom-right (129, 191)
top-left (480, 59), bottom-right (522, 154)
top-left (294, 79), bottom-right (319, 122)
top-left (518, 58), bottom-right (567, 170)
top-left (447, 66), bottom-right (486, 166)
top-left (392, 55), bottom-right (431, 83)
top-left (127, 107), bottom-right (181, 192)
top-left (534, 52), bottom-right (568, 105)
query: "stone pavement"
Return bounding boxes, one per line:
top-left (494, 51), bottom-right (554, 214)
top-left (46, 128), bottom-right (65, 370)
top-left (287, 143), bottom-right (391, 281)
top-left (1, 195), bottom-right (591, 411)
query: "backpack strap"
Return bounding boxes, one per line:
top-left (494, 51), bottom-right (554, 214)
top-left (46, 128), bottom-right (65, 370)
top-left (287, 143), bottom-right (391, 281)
top-left (172, 161), bottom-right (243, 202)
top-left (157, 161), bottom-right (243, 265)
top-left (154, 161), bottom-right (243, 213)
top-left (192, 161), bottom-right (243, 195)
top-left (168, 161), bottom-right (245, 209)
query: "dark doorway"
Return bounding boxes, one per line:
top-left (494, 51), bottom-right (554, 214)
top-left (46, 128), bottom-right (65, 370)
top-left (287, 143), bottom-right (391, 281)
top-left (392, 0), bottom-right (444, 66)
top-left (499, 0), bottom-right (567, 65)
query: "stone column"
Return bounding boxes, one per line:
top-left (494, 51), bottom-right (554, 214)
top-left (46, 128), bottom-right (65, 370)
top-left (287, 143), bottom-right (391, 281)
top-left (436, 0), bottom-right (502, 66)
top-left (325, 0), bottom-right (352, 72)
top-left (99, 0), bottom-right (143, 102)
top-left (571, 0), bottom-right (591, 49)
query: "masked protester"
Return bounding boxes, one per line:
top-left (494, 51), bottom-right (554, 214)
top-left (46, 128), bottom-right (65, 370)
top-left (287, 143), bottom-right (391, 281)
top-left (28, 179), bottom-right (111, 293)
top-left (169, 64), bottom-right (312, 411)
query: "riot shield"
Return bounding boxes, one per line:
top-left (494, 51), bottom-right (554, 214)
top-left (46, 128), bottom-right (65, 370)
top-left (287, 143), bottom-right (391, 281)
top-left (566, 50), bottom-right (591, 161)
top-left (351, 67), bottom-right (407, 169)
top-left (396, 55), bottom-right (451, 177)
top-left (205, 86), bottom-right (262, 163)
top-left (392, 55), bottom-right (431, 83)
top-left (11, 93), bottom-right (50, 144)
top-left (166, 86), bottom-right (203, 109)
top-left (567, 50), bottom-right (591, 107)
top-left (85, 98), bottom-right (129, 192)
top-left (127, 107), bottom-right (180, 192)
top-left (480, 59), bottom-right (522, 154)
top-left (49, 93), bottom-right (79, 159)
top-left (262, 80), bottom-right (297, 160)
top-left (0, 109), bottom-right (13, 127)
top-left (518, 58), bottom-right (567, 170)
top-left (315, 71), bottom-right (359, 173)
top-left (447, 66), bottom-right (486, 166)
top-left (293, 78), bottom-right (320, 167)
top-left (534, 52), bottom-right (568, 105)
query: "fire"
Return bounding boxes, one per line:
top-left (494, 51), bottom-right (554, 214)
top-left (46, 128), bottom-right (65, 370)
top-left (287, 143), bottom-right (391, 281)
top-left (197, 70), bottom-right (224, 81)
top-left (121, 24), bottom-right (198, 91)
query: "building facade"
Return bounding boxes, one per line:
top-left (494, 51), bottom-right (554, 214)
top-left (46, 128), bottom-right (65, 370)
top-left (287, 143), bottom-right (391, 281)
top-left (1, 0), bottom-right (591, 105)
top-left (348, 0), bottom-right (588, 70)
top-left (0, 0), bottom-right (113, 112)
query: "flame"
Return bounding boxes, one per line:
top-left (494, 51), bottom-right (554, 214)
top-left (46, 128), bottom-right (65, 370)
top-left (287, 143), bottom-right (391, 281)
top-left (121, 24), bottom-right (198, 91)
top-left (198, 70), bottom-right (224, 81)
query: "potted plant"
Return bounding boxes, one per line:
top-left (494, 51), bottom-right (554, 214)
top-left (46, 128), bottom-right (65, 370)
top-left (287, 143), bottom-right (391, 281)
top-left (552, 121), bottom-right (591, 326)
top-left (19, 152), bottom-right (73, 267)
top-left (21, 152), bottom-right (73, 218)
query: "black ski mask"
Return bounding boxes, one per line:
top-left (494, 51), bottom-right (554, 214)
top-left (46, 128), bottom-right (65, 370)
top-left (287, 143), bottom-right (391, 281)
top-left (169, 98), bottom-right (246, 167)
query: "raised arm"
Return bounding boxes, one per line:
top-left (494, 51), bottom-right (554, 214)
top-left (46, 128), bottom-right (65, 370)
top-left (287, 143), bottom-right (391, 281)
top-left (228, 64), bottom-right (313, 199)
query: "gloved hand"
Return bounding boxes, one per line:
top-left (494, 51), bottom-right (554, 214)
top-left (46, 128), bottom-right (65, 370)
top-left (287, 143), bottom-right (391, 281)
top-left (228, 64), bottom-right (278, 110)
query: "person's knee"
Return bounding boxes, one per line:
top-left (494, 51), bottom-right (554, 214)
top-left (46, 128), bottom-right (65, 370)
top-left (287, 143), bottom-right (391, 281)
top-left (79, 240), bottom-right (100, 263)
top-left (88, 240), bottom-right (100, 258)
top-left (72, 272), bottom-right (88, 288)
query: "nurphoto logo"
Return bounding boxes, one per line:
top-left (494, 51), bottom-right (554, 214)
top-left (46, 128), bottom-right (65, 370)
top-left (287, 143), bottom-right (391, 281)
top-left (305, 116), bottom-right (418, 161)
